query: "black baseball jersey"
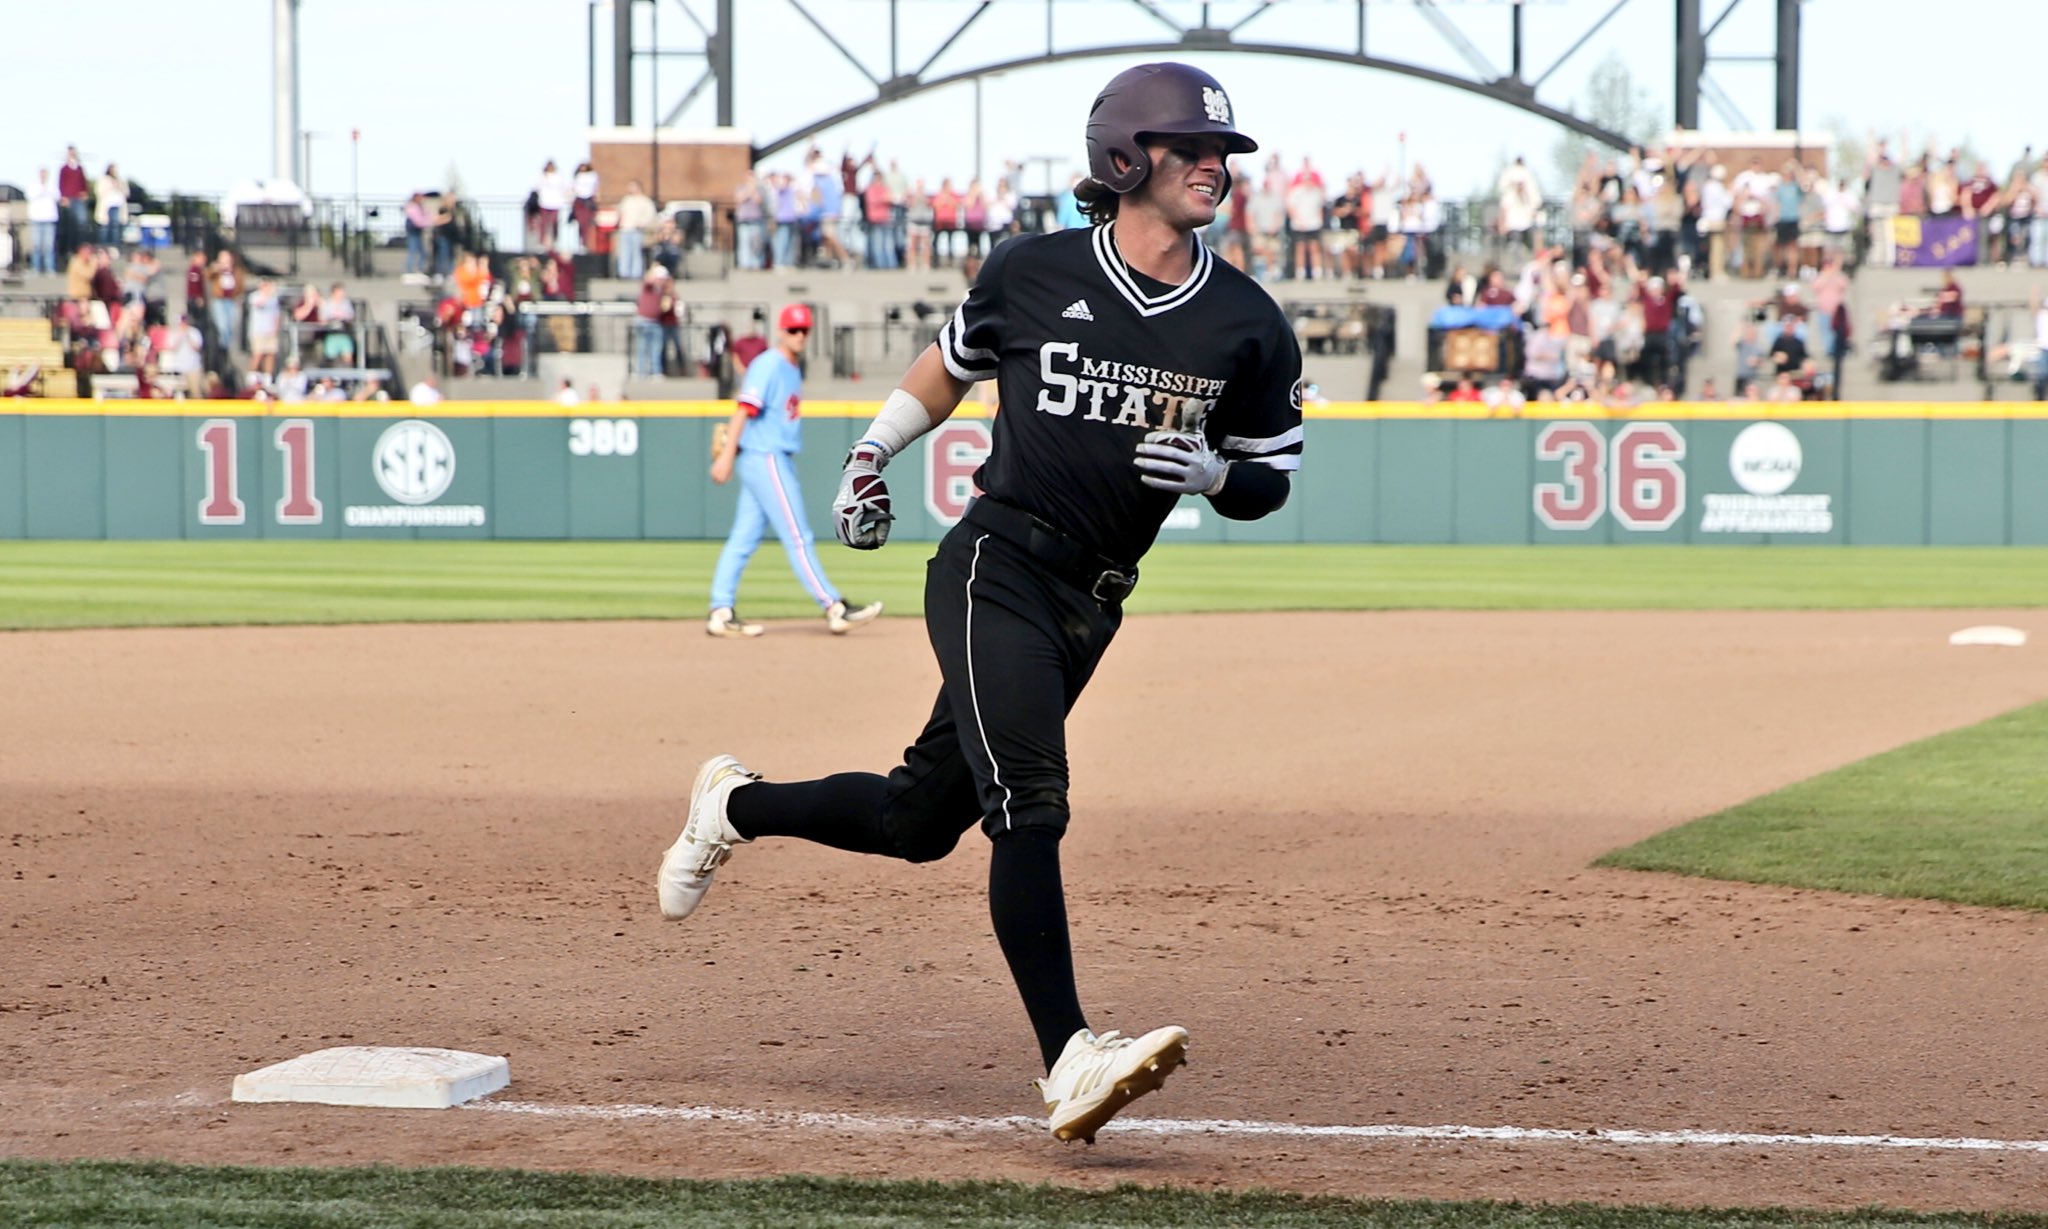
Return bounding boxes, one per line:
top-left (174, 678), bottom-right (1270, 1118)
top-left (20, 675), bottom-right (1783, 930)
top-left (938, 222), bottom-right (1304, 564)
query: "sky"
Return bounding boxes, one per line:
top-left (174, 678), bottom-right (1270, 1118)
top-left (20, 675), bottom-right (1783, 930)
top-left (3, 0), bottom-right (2038, 206)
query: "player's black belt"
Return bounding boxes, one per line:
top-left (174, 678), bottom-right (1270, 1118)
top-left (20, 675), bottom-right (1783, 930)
top-left (963, 496), bottom-right (1139, 605)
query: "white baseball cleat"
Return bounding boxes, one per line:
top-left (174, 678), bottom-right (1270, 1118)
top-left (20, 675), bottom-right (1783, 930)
top-left (657, 755), bottom-right (762, 921)
top-left (825, 599), bottom-right (883, 635)
top-left (706, 607), bottom-right (764, 638)
top-left (1035, 1025), bottom-right (1189, 1143)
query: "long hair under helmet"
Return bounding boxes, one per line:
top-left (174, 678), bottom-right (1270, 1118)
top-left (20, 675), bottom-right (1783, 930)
top-left (1083, 62), bottom-right (1259, 204)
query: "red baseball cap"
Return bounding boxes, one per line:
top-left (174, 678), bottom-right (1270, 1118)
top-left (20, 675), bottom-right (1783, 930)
top-left (778, 303), bottom-right (813, 333)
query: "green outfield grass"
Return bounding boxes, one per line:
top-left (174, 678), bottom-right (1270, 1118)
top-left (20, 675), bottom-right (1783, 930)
top-left (2, 541), bottom-right (2045, 630)
top-left (1598, 699), bottom-right (2048, 910)
top-left (3, 1160), bottom-right (2043, 1229)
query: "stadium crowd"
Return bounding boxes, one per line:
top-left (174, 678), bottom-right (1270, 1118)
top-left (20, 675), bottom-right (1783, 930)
top-left (10, 132), bottom-right (2048, 402)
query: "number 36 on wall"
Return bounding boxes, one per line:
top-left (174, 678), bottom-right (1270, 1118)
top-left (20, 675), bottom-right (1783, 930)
top-left (1533, 421), bottom-right (1686, 531)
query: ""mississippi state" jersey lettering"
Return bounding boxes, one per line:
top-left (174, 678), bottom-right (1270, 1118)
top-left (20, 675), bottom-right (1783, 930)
top-left (937, 222), bottom-right (1304, 562)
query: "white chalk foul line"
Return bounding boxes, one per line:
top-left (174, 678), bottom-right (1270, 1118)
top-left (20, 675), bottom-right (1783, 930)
top-left (465, 1100), bottom-right (2048, 1155)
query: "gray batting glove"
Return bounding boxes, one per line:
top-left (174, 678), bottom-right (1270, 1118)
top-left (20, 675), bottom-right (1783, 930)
top-left (1133, 429), bottom-right (1229, 497)
top-left (833, 441), bottom-right (894, 549)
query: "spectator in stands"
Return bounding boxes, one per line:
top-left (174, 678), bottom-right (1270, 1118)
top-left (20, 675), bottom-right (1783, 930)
top-left (65, 244), bottom-right (96, 305)
top-left (882, 156), bottom-right (910, 252)
top-left (208, 250), bottom-right (243, 356)
top-left (807, 147), bottom-right (851, 269)
top-left (1960, 161), bottom-right (1999, 224)
top-left (1898, 158), bottom-right (1928, 221)
top-left (1927, 153), bottom-right (1960, 218)
top-left (730, 315), bottom-right (768, 372)
top-left (90, 247), bottom-right (122, 317)
top-left (1248, 158), bottom-right (1285, 280)
top-left (354, 375), bottom-right (391, 402)
top-left (1482, 374), bottom-right (1525, 416)
top-left (962, 177), bottom-right (990, 259)
top-left (403, 192), bottom-right (431, 279)
top-left (770, 170), bottom-right (803, 269)
top-left (1285, 157), bottom-right (1326, 280)
top-left (987, 175), bottom-right (1018, 249)
top-left (572, 161), bottom-right (599, 253)
top-left (93, 163), bottom-right (128, 246)
top-left (452, 251), bottom-right (488, 313)
top-left (733, 173), bottom-right (765, 271)
top-left (554, 377), bottom-right (580, 407)
top-left (657, 267), bottom-right (684, 377)
top-left (27, 169), bottom-right (59, 275)
top-left (247, 278), bottom-right (281, 383)
top-left (541, 246), bottom-right (575, 302)
top-left (633, 266), bottom-right (667, 377)
top-left (1730, 156), bottom-right (1774, 278)
top-left (57, 146), bottom-right (90, 257)
top-left (158, 316), bottom-right (206, 398)
top-left (1772, 161), bottom-right (1805, 278)
top-left (531, 160), bottom-right (567, 251)
top-left (321, 282), bottom-right (356, 364)
top-left (1933, 269), bottom-right (1964, 318)
top-left (1997, 165), bottom-right (2035, 268)
top-left (613, 179), bottom-right (655, 280)
top-left (1697, 164), bottom-right (1732, 280)
top-left (409, 372), bottom-right (442, 405)
top-left (2030, 157), bottom-right (2048, 267)
top-left (929, 178), bottom-right (959, 266)
top-left (1495, 155), bottom-right (1542, 264)
top-left (1648, 179), bottom-right (1682, 274)
top-left (649, 217), bottom-right (683, 279)
top-left (862, 163), bottom-right (898, 268)
top-left (181, 251), bottom-right (208, 328)
top-left (1864, 141), bottom-right (1903, 268)
top-left (904, 181), bottom-right (934, 272)
top-left (1476, 266), bottom-right (1514, 307)
top-left (123, 248), bottom-right (164, 322)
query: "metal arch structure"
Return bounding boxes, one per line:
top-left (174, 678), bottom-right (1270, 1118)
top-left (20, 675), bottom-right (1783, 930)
top-left (603, 0), bottom-right (1806, 164)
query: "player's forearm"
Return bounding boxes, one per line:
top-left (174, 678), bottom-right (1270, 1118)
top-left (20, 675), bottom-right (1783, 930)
top-left (897, 344), bottom-right (972, 422)
top-left (719, 409), bottom-right (748, 461)
top-left (1205, 461), bottom-right (1291, 520)
top-left (854, 344), bottom-right (971, 460)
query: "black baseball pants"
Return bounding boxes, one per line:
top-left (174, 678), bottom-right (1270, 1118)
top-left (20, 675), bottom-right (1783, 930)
top-left (726, 516), bottom-right (1124, 1067)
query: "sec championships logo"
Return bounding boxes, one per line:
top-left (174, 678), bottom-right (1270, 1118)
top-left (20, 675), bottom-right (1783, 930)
top-left (374, 420), bottom-right (457, 505)
top-left (344, 419), bottom-right (486, 528)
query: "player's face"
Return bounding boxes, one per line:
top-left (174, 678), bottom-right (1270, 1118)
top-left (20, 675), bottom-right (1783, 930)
top-left (1136, 135), bottom-right (1229, 230)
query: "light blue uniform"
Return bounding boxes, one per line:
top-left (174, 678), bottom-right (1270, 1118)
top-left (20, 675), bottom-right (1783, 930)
top-left (709, 349), bottom-right (842, 612)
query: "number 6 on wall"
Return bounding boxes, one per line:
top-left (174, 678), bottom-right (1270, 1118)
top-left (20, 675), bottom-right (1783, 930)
top-left (1533, 421), bottom-right (1686, 532)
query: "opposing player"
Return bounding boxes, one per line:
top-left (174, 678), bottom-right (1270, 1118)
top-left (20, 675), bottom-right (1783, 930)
top-left (660, 64), bottom-right (1302, 1141)
top-left (705, 302), bottom-right (882, 637)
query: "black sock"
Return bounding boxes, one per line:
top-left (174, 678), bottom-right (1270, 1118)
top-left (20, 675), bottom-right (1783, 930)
top-left (989, 827), bottom-right (1087, 1071)
top-left (725, 773), bottom-right (896, 856)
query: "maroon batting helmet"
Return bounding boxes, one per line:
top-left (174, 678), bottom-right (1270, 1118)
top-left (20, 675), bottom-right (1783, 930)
top-left (1085, 62), bottom-right (1258, 199)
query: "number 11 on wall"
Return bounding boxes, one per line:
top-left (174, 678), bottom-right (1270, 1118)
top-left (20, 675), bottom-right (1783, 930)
top-left (196, 418), bottom-right (324, 527)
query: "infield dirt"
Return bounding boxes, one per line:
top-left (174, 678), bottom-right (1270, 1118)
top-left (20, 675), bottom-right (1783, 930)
top-left (3, 611), bottom-right (2045, 1211)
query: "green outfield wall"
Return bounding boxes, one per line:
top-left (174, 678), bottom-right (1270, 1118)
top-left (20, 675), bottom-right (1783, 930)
top-left (4, 400), bottom-right (2045, 545)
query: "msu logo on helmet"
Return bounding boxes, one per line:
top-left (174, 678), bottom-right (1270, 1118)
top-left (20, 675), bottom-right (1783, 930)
top-left (1202, 86), bottom-right (1230, 124)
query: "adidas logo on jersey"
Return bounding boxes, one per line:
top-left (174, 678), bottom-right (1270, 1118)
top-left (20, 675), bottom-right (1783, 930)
top-left (1061, 299), bottom-right (1095, 322)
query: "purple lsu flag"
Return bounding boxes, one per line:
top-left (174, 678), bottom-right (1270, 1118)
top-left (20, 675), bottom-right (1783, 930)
top-left (1892, 215), bottom-right (1978, 267)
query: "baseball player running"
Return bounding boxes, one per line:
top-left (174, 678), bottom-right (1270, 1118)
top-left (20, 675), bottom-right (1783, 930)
top-left (661, 64), bottom-right (1302, 1141)
top-left (706, 302), bottom-right (882, 637)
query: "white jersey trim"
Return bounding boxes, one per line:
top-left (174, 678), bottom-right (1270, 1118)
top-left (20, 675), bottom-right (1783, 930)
top-left (1091, 222), bottom-right (1213, 318)
top-left (1221, 425), bottom-right (1303, 455)
top-left (939, 303), bottom-right (998, 382)
top-left (1242, 453), bottom-right (1302, 472)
